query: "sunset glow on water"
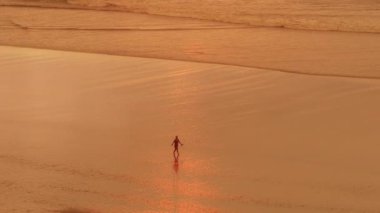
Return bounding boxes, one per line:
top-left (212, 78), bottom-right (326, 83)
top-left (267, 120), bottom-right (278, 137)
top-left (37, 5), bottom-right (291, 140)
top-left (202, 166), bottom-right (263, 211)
top-left (1, 1), bottom-right (380, 212)
top-left (1, 47), bottom-right (380, 212)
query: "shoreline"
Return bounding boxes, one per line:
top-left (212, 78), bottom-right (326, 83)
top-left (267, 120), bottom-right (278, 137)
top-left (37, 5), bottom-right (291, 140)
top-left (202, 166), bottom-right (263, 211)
top-left (1, 1), bottom-right (380, 34)
top-left (3, 44), bottom-right (380, 81)
top-left (1, 6), bottom-right (380, 79)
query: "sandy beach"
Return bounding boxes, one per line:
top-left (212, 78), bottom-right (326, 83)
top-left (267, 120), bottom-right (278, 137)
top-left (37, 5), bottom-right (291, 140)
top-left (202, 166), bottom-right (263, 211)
top-left (1, 1), bottom-right (380, 213)
top-left (1, 46), bottom-right (380, 213)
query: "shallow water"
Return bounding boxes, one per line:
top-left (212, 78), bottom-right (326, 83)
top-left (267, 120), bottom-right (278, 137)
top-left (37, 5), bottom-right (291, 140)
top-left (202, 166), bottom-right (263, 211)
top-left (1, 6), bottom-right (380, 79)
top-left (2, 0), bottom-right (380, 33)
top-left (1, 46), bottom-right (380, 213)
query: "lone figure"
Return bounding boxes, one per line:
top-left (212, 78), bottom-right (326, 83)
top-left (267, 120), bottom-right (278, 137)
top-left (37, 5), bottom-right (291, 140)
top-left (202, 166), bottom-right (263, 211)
top-left (172, 136), bottom-right (183, 159)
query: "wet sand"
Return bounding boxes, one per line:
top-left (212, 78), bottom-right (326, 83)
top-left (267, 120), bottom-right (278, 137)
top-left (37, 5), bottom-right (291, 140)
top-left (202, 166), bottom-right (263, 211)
top-left (1, 1), bottom-right (380, 212)
top-left (1, 46), bottom-right (380, 213)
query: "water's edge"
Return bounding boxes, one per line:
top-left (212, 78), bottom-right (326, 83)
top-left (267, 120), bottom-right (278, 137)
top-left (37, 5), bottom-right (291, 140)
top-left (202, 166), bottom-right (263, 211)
top-left (1, 0), bottom-right (380, 33)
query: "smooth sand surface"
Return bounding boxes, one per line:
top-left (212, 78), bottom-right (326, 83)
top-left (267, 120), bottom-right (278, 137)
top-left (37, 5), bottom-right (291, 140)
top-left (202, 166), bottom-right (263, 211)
top-left (1, 6), bottom-right (380, 78)
top-left (1, 46), bottom-right (380, 213)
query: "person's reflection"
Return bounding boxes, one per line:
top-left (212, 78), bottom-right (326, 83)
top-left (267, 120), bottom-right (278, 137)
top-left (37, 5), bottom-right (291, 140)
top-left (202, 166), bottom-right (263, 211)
top-left (173, 158), bottom-right (179, 174)
top-left (172, 158), bottom-right (179, 213)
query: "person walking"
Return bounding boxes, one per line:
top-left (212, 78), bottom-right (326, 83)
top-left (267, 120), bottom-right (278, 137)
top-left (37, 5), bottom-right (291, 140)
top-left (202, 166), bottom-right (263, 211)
top-left (172, 135), bottom-right (183, 160)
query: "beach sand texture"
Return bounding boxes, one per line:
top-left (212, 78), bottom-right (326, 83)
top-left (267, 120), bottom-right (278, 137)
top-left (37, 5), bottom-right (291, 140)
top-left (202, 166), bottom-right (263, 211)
top-left (1, 46), bottom-right (380, 213)
top-left (1, 1), bottom-right (380, 212)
